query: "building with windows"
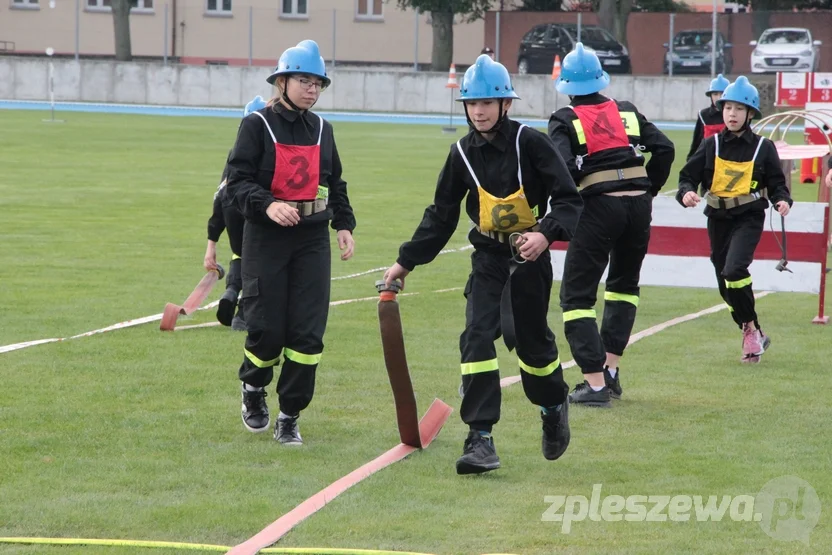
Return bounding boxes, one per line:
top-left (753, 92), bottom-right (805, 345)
top-left (0, 0), bottom-right (486, 67)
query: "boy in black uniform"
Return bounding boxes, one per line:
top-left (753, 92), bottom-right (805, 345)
top-left (225, 40), bottom-right (356, 443)
top-left (677, 76), bottom-right (792, 363)
top-left (548, 43), bottom-right (675, 408)
top-left (205, 169), bottom-right (247, 330)
top-left (205, 96), bottom-right (268, 331)
top-left (687, 74), bottom-right (730, 160)
top-left (384, 55), bottom-right (583, 475)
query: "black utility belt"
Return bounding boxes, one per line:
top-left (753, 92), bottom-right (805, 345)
top-left (475, 224), bottom-right (540, 245)
top-left (275, 199), bottom-right (328, 216)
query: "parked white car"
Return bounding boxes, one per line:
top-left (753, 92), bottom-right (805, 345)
top-left (750, 27), bottom-right (821, 73)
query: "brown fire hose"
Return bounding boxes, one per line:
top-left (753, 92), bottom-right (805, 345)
top-left (375, 280), bottom-right (423, 448)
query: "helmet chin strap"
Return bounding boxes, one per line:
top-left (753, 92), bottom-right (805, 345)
top-left (737, 112), bottom-right (753, 133)
top-left (464, 99), bottom-right (506, 137)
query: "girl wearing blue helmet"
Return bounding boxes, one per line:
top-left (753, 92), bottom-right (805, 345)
top-left (225, 41), bottom-right (357, 444)
top-left (383, 55), bottom-right (583, 475)
top-left (687, 74), bottom-right (730, 160)
top-left (677, 76), bottom-right (792, 363)
top-left (204, 95), bottom-right (268, 332)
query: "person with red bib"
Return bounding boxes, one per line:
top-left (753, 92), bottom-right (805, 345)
top-left (677, 76), bottom-right (792, 363)
top-left (204, 95), bottom-right (268, 332)
top-left (383, 55), bottom-right (583, 475)
top-left (687, 74), bottom-right (730, 160)
top-left (548, 43), bottom-right (675, 408)
top-left (225, 40), bottom-right (356, 444)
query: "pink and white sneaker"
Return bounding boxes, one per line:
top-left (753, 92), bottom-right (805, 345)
top-left (741, 323), bottom-right (770, 363)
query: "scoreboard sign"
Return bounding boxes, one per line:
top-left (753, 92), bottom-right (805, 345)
top-left (810, 72), bottom-right (832, 103)
top-left (776, 72), bottom-right (809, 107)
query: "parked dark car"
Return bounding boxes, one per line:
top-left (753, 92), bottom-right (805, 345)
top-left (517, 23), bottom-right (631, 75)
top-left (663, 30), bottom-right (733, 75)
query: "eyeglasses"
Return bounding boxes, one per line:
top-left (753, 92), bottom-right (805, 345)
top-left (293, 77), bottom-right (325, 91)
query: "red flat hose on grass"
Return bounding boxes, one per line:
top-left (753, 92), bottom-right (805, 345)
top-left (224, 282), bottom-right (453, 555)
top-left (160, 265), bottom-right (225, 331)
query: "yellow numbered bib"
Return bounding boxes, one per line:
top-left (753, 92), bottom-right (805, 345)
top-left (477, 184), bottom-right (537, 232)
top-left (456, 124), bottom-right (538, 233)
top-left (710, 136), bottom-right (763, 199)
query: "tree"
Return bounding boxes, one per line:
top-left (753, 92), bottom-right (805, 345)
top-left (727, 0), bottom-right (828, 40)
top-left (396, 0), bottom-right (493, 71)
top-left (112, 0), bottom-right (132, 62)
top-left (515, 0), bottom-right (564, 9)
top-left (597, 0), bottom-right (632, 47)
top-left (588, 0), bottom-right (690, 47)
top-left (633, 0), bottom-right (692, 11)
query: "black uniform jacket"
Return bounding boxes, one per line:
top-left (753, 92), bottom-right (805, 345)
top-left (548, 93), bottom-right (676, 198)
top-left (225, 104), bottom-right (356, 233)
top-left (397, 118), bottom-right (584, 271)
top-left (677, 128), bottom-right (793, 218)
top-left (688, 105), bottom-right (724, 160)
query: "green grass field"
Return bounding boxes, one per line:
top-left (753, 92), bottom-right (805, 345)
top-left (0, 109), bottom-right (829, 555)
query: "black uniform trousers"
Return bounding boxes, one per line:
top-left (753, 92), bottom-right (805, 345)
top-left (223, 203), bottom-right (246, 317)
top-left (560, 193), bottom-right (652, 375)
top-left (238, 220), bottom-right (331, 416)
top-left (707, 210), bottom-right (764, 329)
top-left (460, 248), bottom-right (569, 433)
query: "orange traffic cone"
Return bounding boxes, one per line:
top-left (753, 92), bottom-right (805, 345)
top-left (446, 64), bottom-right (459, 89)
top-left (551, 55), bottom-right (561, 80)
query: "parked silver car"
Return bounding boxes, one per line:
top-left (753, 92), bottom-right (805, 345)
top-left (750, 27), bottom-right (821, 73)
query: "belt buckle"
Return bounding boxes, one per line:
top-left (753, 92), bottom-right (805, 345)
top-left (617, 168), bottom-right (625, 180)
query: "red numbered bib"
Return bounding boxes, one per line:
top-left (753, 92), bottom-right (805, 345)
top-left (700, 112), bottom-right (725, 139)
top-left (571, 101), bottom-right (630, 155)
top-left (253, 111), bottom-right (323, 201)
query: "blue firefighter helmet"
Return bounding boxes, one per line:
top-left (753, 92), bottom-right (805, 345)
top-left (706, 73), bottom-right (730, 97)
top-left (266, 40), bottom-right (330, 88)
top-left (555, 43), bottom-right (610, 96)
top-left (716, 76), bottom-right (761, 119)
top-left (243, 95), bottom-right (266, 116)
top-left (457, 54), bottom-right (521, 101)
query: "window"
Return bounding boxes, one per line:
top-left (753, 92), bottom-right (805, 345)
top-left (87, 0), bottom-right (153, 10)
top-left (674, 32), bottom-right (719, 48)
top-left (528, 26), bottom-right (547, 42)
top-left (281, 0), bottom-right (307, 17)
top-left (550, 28), bottom-right (568, 44)
top-left (759, 30), bottom-right (810, 45)
top-left (206, 0), bottom-right (231, 13)
top-left (12, 0), bottom-right (39, 7)
top-left (357, 0), bottom-right (382, 19)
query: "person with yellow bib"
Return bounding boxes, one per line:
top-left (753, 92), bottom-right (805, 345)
top-left (677, 76), bottom-right (792, 363)
top-left (383, 55), bottom-right (583, 475)
top-left (548, 43), bottom-right (676, 408)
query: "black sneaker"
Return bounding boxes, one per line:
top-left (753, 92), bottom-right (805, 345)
top-left (241, 384), bottom-right (270, 432)
top-left (217, 289), bottom-right (239, 327)
top-left (275, 415), bottom-right (303, 445)
top-left (568, 381), bottom-right (612, 408)
top-left (541, 402), bottom-right (570, 461)
top-left (456, 431), bottom-right (501, 475)
top-left (604, 367), bottom-right (622, 399)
